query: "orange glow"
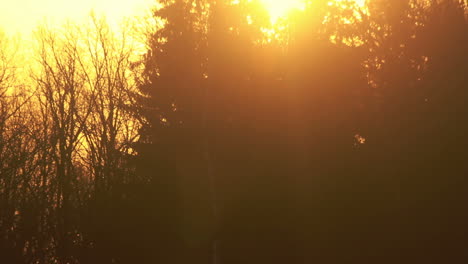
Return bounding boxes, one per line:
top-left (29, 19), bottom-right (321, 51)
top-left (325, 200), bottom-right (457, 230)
top-left (260, 0), bottom-right (306, 23)
top-left (0, 0), bottom-right (153, 37)
top-left (260, 0), bottom-right (366, 24)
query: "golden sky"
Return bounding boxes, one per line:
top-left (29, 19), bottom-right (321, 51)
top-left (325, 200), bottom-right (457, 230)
top-left (0, 0), bottom-right (153, 37)
top-left (0, 0), bottom-right (367, 38)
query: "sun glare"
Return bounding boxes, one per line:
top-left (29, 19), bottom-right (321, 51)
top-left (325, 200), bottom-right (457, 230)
top-left (260, 0), bottom-right (366, 24)
top-left (260, 0), bottom-right (306, 23)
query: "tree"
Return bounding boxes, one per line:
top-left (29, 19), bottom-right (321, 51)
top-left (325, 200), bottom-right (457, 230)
top-left (33, 23), bottom-right (91, 263)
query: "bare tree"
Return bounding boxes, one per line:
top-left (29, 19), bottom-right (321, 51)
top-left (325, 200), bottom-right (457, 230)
top-left (32, 23), bottom-right (92, 263)
top-left (79, 15), bottom-right (140, 195)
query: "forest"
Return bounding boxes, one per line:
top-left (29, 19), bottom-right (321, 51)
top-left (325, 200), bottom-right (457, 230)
top-left (0, 0), bottom-right (467, 263)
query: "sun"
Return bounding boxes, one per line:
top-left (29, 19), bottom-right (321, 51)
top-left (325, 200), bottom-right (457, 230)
top-left (260, 0), bottom-right (306, 23)
top-left (260, 0), bottom-right (367, 24)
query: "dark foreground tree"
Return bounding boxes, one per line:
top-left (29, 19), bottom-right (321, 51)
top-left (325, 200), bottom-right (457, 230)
top-left (136, 1), bottom-right (467, 264)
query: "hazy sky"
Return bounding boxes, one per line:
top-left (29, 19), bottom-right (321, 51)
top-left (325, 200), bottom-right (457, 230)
top-left (0, 0), bottom-right (367, 37)
top-left (0, 0), bottom-right (154, 36)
